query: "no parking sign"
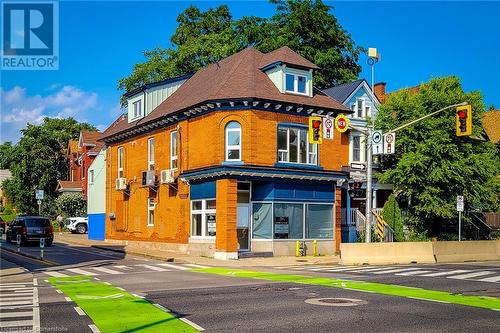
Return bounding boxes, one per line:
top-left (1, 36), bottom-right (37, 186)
top-left (323, 117), bottom-right (334, 140)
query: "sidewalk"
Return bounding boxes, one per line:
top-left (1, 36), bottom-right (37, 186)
top-left (55, 233), bottom-right (340, 267)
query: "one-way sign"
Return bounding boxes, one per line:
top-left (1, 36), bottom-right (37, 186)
top-left (372, 130), bottom-right (383, 155)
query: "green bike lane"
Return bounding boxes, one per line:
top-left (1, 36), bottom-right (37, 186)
top-left (45, 265), bottom-right (500, 332)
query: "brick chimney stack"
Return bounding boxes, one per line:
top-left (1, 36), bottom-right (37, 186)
top-left (374, 82), bottom-right (387, 103)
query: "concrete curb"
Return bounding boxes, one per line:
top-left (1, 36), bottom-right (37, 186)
top-left (0, 245), bottom-right (57, 266)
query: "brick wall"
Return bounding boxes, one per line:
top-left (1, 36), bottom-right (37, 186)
top-left (215, 178), bottom-right (238, 253)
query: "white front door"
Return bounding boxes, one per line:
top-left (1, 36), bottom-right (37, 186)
top-left (237, 204), bottom-right (250, 251)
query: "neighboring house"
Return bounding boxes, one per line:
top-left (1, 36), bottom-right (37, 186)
top-left (87, 146), bottom-right (107, 240)
top-left (55, 180), bottom-right (83, 194)
top-left (78, 131), bottom-right (103, 199)
top-left (0, 169), bottom-right (12, 207)
top-left (482, 109), bottom-right (500, 146)
top-left (323, 79), bottom-right (392, 242)
top-left (67, 140), bottom-right (81, 182)
top-left (98, 46), bottom-right (352, 259)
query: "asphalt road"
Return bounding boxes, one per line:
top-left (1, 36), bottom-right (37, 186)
top-left (1, 237), bottom-right (499, 332)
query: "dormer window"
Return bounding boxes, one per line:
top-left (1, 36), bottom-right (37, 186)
top-left (285, 73), bottom-right (308, 95)
top-left (133, 100), bottom-right (142, 118)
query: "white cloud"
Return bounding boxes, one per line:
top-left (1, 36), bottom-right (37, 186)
top-left (1, 85), bottom-right (99, 143)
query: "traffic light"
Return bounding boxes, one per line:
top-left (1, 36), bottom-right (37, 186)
top-left (309, 116), bottom-right (323, 144)
top-left (456, 105), bottom-right (472, 136)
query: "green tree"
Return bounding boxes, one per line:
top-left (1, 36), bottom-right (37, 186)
top-left (382, 194), bottom-right (404, 241)
top-left (375, 76), bottom-right (500, 236)
top-left (0, 142), bottom-right (15, 169)
top-left (2, 118), bottom-right (95, 216)
top-left (55, 193), bottom-right (87, 217)
top-left (118, 0), bottom-right (363, 103)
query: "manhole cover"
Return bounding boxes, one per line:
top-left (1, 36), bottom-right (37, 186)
top-left (304, 298), bottom-right (367, 307)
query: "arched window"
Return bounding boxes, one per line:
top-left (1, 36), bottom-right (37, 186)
top-left (225, 121), bottom-right (241, 161)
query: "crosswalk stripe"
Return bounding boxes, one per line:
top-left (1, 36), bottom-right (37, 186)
top-left (157, 263), bottom-right (190, 270)
top-left (0, 283), bottom-right (33, 286)
top-left (396, 270), bottom-right (432, 276)
top-left (0, 288), bottom-right (33, 292)
top-left (136, 264), bottom-right (169, 272)
top-left (448, 271), bottom-right (496, 280)
top-left (420, 270), bottom-right (470, 277)
top-left (0, 319), bottom-right (33, 328)
top-left (0, 296), bottom-right (33, 301)
top-left (0, 293), bottom-right (33, 297)
top-left (0, 300), bottom-right (33, 306)
top-left (310, 266), bottom-right (368, 272)
top-left (113, 265), bottom-right (133, 270)
top-left (45, 271), bottom-right (69, 277)
top-left (183, 264), bottom-right (208, 269)
top-left (91, 267), bottom-right (123, 275)
top-left (66, 268), bottom-right (98, 276)
top-left (373, 268), bottom-right (422, 274)
top-left (0, 311), bottom-right (32, 318)
top-left (348, 267), bottom-right (399, 272)
top-left (478, 275), bottom-right (500, 283)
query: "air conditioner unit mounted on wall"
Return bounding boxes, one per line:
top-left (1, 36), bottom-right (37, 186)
top-left (115, 178), bottom-right (127, 190)
top-left (160, 169), bottom-right (176, 184)
top-left (142, 170), bottom-right (157, 187)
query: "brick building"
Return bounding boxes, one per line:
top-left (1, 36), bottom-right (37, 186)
top-left (99, 47), bottom-right (352, 259)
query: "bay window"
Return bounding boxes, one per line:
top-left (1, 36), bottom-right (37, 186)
top-left (277, 126), bottom-right (317, 165)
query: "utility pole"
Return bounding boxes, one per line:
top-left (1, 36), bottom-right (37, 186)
top-left (365, 127), bottom-right (373, 243)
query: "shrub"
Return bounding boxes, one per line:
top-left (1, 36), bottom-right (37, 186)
top-left (382, 194), bottom-right (404, 242)
top-left (55, 193), bottom-right (86, 217)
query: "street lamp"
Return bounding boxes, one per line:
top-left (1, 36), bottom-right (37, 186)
top-left (368, 48), bottom-right (381, 91)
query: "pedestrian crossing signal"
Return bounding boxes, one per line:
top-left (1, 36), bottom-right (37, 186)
top-left (309, 116), bottom-right (323, 144)
top-left (456, 105), bottom-right (472, 136)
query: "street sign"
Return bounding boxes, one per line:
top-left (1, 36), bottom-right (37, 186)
top-left (457, 195), bottom-right (464, 212)
top-left (334, 114), bottom-right (349, 133)
top-left (35, 190), bottom-right (44, 200)
top-left (383, 132), bottom-right (396, 154)
top-left (372, 130), bottom-right (383, 155)
top-left (323, 117), bottom-right (334, 140)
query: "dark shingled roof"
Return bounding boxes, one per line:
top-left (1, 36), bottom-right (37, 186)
top-left (101, 47), bottom-right (347, 140)
top-left (322, 79), bottom-right (365, 104)
top-left (259, 46), bottom-right (319, 69)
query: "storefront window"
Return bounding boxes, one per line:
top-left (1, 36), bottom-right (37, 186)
top-left (252, 203), bottom-right (272, 239)
top-left (273, 203), bottom-right (303, 239)
top-left (191, 199), bottom-right (216, 237)
top-left (306, 204), bottom-right (333, 239)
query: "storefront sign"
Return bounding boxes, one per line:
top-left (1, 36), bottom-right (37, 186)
top-left (274, 216), bottom-right (289, 239)
top-left (207, 214), bottom-right (216, 236)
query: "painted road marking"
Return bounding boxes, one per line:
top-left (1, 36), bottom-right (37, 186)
top-left (55, 290), bottom-right (63, 294)
top-left (91, 267), bottom-right (123, 275)
top-left (180, 317), bottom-right (205, 332)
top-left (310, 266), bottom-right (368, 272)
top-left (0, 283), bottom-right (32, 286)
top-left (157, 263), bottom-right (190, 270)
top-left (373, 268), bottom-right (423, 275)
top-left (396, 270), bottom-right (432, 276)
top-left (113, 265), bottom-right (133, 270)
top-left (136, 264), bottom-right (169, 272)
top-left (0, 293), bottom-right (33, 297)
top-left (420, 270), bottom-right (470, 277)
top-left (448, 271), bottom-right (496, 280)
top-left (0, 296), bottom-right (33, 301)
top-left (0, 300), bottom-right (33, 306)
top-left (89, 324), bottom-right (101, 333)
top-left (154, 303), bottom-right (171, 312)
top-left (64, 297), bottom-right (72, 302)
top-left (74, 307), bottom-right (86, 316)
top-left (45, 271), bottom-right (69, 278)
top-left (67, 268), bottom-right (99, 276)
top-left (347, 267), bottom-right (399, 272)
top-left (0, 319), bottom-right (33, 328)
top-left (184, 264), bottom-right (208, 269)
top-left (0, 311), bottom-right (32, 318)
top-left (478, 275), bottom-right (500, 283)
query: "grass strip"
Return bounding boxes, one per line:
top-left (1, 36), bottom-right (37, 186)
top-left (192, 267), bottom-right (500, 311)
top-left (48, 276), bottom-right (198, 333)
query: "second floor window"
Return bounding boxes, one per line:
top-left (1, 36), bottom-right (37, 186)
top-left (133, 100), bottom-right (142, 119)
top-left (148, 138), bottom-right (155, 170)
top-left (170, 131), bottom-right (178, 169)
top-left (225, 121), bottom-right (241, 161)
top-left (278, 126), bottom-right (317, 165)
top-left (357, 99), bottom-right (364, 118)
top-left (117, 147), bottom-right (124, 178)
top-left (352, 136), bottom-right (361, 162)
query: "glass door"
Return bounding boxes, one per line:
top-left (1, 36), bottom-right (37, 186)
top-left (237, 204), bottom-right (250, 251)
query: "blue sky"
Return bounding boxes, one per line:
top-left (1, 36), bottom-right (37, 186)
top-left (2, 1), bottom-right (499, 142)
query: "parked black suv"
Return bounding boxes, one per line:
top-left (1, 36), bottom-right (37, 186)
top-left (6, 216), bottom-right (53, 246)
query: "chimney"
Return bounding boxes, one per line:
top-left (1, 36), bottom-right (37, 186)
top-left (374, 82), bottom-right (386, 103)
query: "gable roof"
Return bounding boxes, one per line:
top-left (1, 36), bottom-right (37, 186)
top-left (101, 47), bottom-right (348, 141)
top-left (322, 79), bottom-right (364, 104)
top-left (55, 180), bottom-right (82, 193)
top-left (482, 110), bottom-right (500, 144)
top-left (259, 46), bottom-right (319, 70)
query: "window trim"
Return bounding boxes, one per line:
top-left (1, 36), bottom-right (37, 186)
top-left (350, 134), bottom-right (365, 163)
top-left (133, 100), bottom-right (142, 119)
top-left (147, 198), bottom-right (155, 227)
top-left (284, 73), bottom-right (309, 96)
top-left (170, 131), bottom-right (178, 170)
top-left (277, 125), bottom-right (318, 166)
top-left (190, 199), bottom-right (217, 238)
top-left (225, 121), bottom-right (242, 162)
top-left (117, 147), bottom-right (124, 178)
top-left (147, 137), bottom-right (155, 170)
